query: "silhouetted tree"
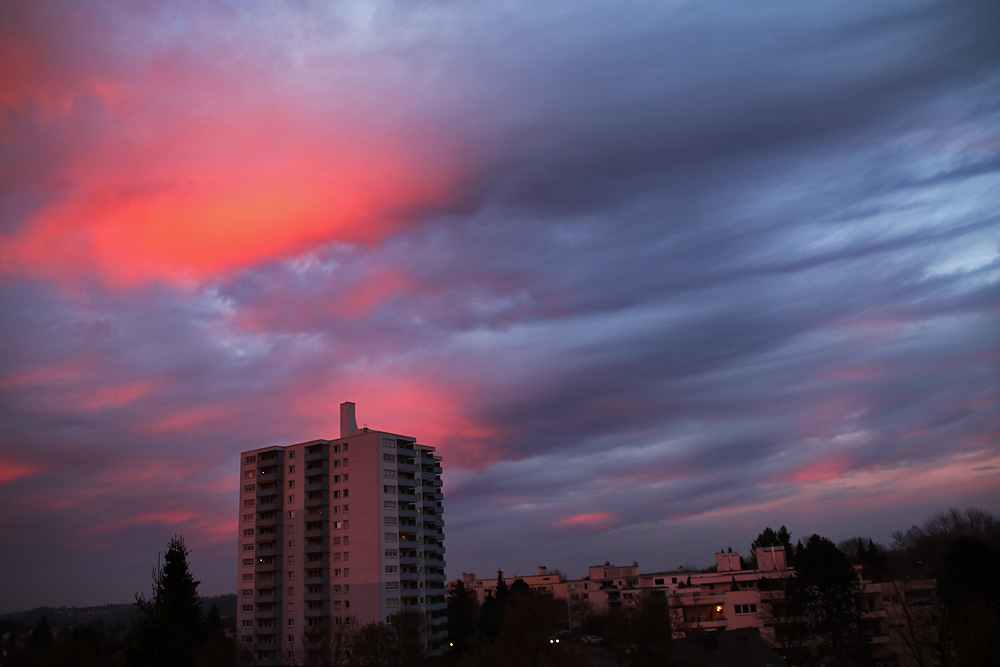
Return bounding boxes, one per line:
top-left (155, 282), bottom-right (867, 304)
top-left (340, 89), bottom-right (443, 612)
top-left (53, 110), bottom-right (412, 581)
top-left (125, 535), bottom-right (206, 667)
top-left (785, 534), bottom-right (868, 666)
top-left (460, 584), bottom-right (568, 667)
top-left (447, 580), bottom-right (479, 655)
top-left (939, 536), bottom-right (1000, 666)
top-left (27, 616), bottom-right (53, 649)
top-left (349, 611), bottom-right (425, 667)
top-left (478, 570), bottom-right (509, 642)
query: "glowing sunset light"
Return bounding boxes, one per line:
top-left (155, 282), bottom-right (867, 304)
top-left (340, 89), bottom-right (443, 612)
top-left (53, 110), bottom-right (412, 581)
top-left (1, 0), bottom-right (997, 615)
top-left (555, 512), bottom-right (619, 531)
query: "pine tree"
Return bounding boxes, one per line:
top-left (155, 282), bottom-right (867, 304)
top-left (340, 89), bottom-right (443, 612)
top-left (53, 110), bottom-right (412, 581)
top-left (125, 536), bottom-right (205, 667)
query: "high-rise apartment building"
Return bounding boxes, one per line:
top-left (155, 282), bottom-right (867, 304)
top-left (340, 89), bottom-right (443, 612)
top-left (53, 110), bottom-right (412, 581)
top-left (237, 402), bottom-right (446, 665)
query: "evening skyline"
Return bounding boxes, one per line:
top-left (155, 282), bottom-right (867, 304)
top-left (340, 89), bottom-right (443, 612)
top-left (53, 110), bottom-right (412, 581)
top-left (1, 0), bottom-right (998, 614)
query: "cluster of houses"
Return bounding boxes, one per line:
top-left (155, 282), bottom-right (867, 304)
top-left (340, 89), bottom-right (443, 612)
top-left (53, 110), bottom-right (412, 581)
top-left (457, 547), bottom-right (935, 664)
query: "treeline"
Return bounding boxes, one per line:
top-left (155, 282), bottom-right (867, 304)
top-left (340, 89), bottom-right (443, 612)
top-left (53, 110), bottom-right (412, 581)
top-left (708, 507), bottom-right (999, 667)
top-left (0, 537), bottom-right (234, 667)
top-left (442, 506), bottom-right (999, 667)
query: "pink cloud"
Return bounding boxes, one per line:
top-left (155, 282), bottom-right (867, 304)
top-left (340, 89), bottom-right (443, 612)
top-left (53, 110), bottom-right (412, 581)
top-left (0, 459), bottom-right (41, 485)
top-left (554, 512), bottom-right (619, 531)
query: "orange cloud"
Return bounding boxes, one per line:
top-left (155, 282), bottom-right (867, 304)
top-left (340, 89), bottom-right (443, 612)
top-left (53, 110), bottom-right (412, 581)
top-left (2, 128), bottom-right (462, 286)
top-left (554, 512), bottom-right (619, 531)
top-left (0, 7), bottom-right (467, 290)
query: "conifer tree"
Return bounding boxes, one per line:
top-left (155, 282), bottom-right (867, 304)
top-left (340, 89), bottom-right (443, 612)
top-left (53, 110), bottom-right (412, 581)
top-left (125, 535), bottom-right (205, 667)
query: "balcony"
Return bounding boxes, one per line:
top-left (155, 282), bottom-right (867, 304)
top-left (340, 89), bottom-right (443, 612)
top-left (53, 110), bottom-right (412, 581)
top-left (255, 559), bottom-right (279, 574)
top-left (254, 588), bottom-right (281, 603)
top-left (304, 490), bottom-right (326, 507)
top-left (305, 568), bottom-right (329, 584)
top-left (304, 445), bottom-right (328, 462)
top-left (304, 522), bottom-right (327, 538)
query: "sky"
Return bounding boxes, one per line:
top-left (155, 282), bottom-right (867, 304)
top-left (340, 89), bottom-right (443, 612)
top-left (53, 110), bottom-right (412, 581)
top-left (1, 0), bottom-right (998, 613)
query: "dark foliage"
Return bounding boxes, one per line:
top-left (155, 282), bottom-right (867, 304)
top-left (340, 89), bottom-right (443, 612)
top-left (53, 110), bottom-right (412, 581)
top-left (784, 534), bottom-right (868, 666)
top-left (123, 535), bottom-right (231, 667)
top-left (447, 580), bottom-right (479, 655)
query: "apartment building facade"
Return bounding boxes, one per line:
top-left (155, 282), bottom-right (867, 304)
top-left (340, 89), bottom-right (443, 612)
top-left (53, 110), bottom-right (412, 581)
top-left (238, 402), bottom-right (446, 665)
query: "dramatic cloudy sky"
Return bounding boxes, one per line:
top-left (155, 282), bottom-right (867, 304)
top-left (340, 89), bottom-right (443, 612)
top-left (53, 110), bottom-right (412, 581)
top-left (1, 0), bottom-right (998, 612)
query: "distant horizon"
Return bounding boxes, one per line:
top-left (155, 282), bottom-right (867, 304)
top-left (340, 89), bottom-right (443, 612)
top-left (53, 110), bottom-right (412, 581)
top-left (1, 503), bottom-right (985, 616)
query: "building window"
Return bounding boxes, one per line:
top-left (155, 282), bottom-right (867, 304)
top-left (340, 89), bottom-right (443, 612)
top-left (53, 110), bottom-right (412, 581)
top-left (243, 528), bottom-right (255, 537)
top-left (287, 540), bottom-right (294, 549)
top-left (734, 603), bottom-right (758, 615)
top-left (383, 454), bottom-right (396, 462)
top-left (386, 598), bottom-right (399, 608)
top-left (386, 582), bottom-right (398, 590)
top-left (288, 572), bottom-right (294, 580)
top-left (384, 517), bottom-right (397, 526)
top-left (244, 499), bottom-right (255, 508)
top-left (243, 544), bottom-right (254, 552)
top-left (244, 514), bottom-right (254, 522)
top-left (288, 495), bottom-right (295, 503)
top-left (245, 470), bottom-right (255, 479)
top-left (242, 604), bottom-right (253, 612)
top-left (242, 589), bottom-right (253, 597)
top-left (384, 469), bottom-right (396, 478)
top-left (288, 451), bottom-right (294, 459)
top-left (288, 480), bottom-right (295, 488)
top-left (245, 455), bottom-right (256, 464)
top-left (385, 533), bottom-right (398, 542)
top-left (384, 501), bottom-right (396, 510)
top-left (385, 565), bottom-right (398, 574)
top-left (385, 549), bottom-right (398, 558)
top-left (342, 458), bottom-right (348, 467)
top-left (384, 485), bottom-right (396, 494)
top-left (288, 465), bottom-right (295, 473)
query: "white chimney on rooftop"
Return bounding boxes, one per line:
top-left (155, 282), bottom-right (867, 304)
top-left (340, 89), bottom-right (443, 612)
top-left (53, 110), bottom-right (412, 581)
top-left (340, 402), bottom-right (358, 438)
